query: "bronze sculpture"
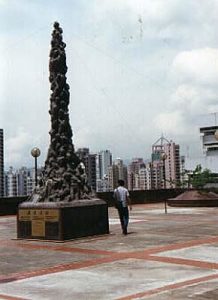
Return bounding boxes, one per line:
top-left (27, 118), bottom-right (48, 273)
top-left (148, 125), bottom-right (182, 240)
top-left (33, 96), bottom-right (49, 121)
top-left (17, 22), bottom-right (109, 240)
top-left (36, 22), bottom-right (89, 202)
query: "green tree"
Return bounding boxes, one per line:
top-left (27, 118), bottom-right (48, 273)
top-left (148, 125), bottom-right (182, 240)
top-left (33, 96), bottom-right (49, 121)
top-left (191, 164), bottom-right (212, 188)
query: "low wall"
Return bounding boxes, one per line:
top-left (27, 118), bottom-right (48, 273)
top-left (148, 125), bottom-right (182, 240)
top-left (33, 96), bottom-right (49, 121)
top-left (168, 199), bottom-right (218, 207)
top-left (0, 190), bottom-right (184, 216)
top-left (97, 189), bottom-right (185, 207)
top-left (4, 188), bottom-right (216, 216)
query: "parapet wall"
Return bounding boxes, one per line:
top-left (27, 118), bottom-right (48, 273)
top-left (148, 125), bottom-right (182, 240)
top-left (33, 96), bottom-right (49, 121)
top-left (2, 188), bottom-right (217, 216)
top-left (0, 196), bottom-right (28, 216)
top-left (97, 189), bottom-right (185, 207)
top-left (0, 190), bottom-right (183, 215)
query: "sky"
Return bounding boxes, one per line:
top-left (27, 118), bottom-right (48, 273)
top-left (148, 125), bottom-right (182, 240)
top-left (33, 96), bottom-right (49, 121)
top-left (1, 0), bottom-right (218, 169)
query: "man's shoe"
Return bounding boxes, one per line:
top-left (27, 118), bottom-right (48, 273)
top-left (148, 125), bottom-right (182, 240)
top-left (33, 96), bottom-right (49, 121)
top-left (123, 228), bottom-right (127, 235)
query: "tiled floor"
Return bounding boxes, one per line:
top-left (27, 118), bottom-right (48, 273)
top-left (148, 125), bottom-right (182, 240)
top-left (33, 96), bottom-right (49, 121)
top-left (0, 204), bottom-right (218, 299)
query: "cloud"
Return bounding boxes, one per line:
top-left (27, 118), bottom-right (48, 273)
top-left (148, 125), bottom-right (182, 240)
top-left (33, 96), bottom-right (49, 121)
top-left (153, 111), bottom-right (186, 135)
top-left (154, 46), bottom-right (218, 150)
top-left (171, 84), bottom-right (218, 115)
top-left (170, 48), bottom-right (218, 117)
top-left (5, 128), bottom-right (33, 167)
top-left (172, 48), bottom-right (218, 85)
top-left (90, 0), bottom-right (218, 45)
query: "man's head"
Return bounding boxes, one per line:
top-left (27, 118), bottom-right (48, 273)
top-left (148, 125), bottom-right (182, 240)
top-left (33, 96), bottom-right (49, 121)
top-left (118, 179), bottom-right (125, 186)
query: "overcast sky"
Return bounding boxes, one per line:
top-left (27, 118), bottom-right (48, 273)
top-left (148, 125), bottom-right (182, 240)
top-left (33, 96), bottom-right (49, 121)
top-left (1, 0), bottom-right (218, 169)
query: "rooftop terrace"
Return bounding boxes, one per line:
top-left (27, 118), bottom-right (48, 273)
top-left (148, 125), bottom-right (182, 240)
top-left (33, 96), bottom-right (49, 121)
top-left (0, 203), bottom-right (218, 299)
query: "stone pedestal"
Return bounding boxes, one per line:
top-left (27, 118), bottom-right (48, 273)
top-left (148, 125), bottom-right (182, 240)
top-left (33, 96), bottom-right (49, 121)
top-left (17, 199), bottom-right (109, 241)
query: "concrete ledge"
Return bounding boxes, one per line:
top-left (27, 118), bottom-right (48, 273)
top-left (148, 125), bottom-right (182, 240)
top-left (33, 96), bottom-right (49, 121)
top-left (168, 199), bottom-right (218, 207)
top-left (97, 189), bottom-right (186, 206)
top-left (19, 198), bottom-right (106, 208)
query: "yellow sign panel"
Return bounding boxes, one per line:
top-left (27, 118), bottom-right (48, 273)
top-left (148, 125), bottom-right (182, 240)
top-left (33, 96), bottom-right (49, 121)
top-left (44, 209), bottom-right (59, 221)
top-left (31, 210), bottom-right (44, 221)
top-left (19, 209), bottom-right (32, 221)
top-left (32, 220), bottom-right (45, 237)
top-left (19, 209), bottom-right (59, 222)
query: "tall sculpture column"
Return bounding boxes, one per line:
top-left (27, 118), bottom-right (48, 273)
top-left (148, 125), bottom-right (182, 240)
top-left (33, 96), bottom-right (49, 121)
top-left (38, 22), bottom-right (88, 202)
top-left (17, 22), bottom-right (109, 241)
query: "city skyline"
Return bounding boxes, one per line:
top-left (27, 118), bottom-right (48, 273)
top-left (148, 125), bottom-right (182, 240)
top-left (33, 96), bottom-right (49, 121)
top-left (0, 134), bottom-right (213, 171)
top-left (2, 135), bottom-right (174, 171)
top-left (3, 139), bottom-right (181, 196)
top-left (1, 1), bottom-right (218, 168)
top-left (2, 132), bottom-right (218, 174)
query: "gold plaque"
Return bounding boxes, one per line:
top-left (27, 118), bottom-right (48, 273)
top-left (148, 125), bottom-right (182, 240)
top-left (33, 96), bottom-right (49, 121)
top-left (31, 210), bottom-right (44, 221)
top-left (44, 209), bottom-right (59, 222)
top-left (32, 220), bottom-right (45, 237)
top-left (19, 209), bottom-right (31, 221)
top-left (19, 209), bottom-right (59, 222)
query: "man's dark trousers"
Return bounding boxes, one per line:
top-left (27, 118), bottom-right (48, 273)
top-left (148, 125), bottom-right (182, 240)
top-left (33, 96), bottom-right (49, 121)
top-left (117, 203), bottom-right (129, 235)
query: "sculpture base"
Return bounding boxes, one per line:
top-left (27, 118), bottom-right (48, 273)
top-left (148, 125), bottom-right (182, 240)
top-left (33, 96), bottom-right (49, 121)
top-left (17, 199), bottom-right (109, 241)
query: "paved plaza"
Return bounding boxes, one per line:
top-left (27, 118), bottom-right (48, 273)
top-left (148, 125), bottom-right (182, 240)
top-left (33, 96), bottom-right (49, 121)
top-left (0, 203), bottom-right (218, 299)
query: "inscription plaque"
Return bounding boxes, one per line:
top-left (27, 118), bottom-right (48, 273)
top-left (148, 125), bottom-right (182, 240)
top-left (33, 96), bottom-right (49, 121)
top-left (44, 210), bottom-right (59, 221)
top-left (18, 210), bottom-right (31, 221)
top-left (18, 209), bottom-right (60, 238)
top-left (32, 220), bottom-right (45, 237)
top-left (19, 209), bottom-right (59, 222)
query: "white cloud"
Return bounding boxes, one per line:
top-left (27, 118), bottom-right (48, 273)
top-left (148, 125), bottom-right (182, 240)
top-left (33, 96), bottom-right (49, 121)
top-left (5, 128), bottom-right (32, 167)
top-left (4, 127), bottom-right (46, 168)
top-left (93, 0), bottom-right (190, 23)
top-left (172, 48), bottom-right (218, 85)
top-left (171, 84), bottom-right (218, 115)
top-left (153, 111), bottom-right (186, 135)
top-left (154, 47), bottom-right (218, 148)
top-left (170, 48), bottom-right (218, 118)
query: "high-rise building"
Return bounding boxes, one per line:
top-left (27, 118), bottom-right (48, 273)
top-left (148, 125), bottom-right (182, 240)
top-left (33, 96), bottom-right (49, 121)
top-left (87, 154), bottom-right (97, 192)
top-left (108, 158), bottom-right (127, 190)
top-left (127, 158), bottom-right (145, 190)
top-left (76, 148), bottom-right (97, 191)
top-left (5, 167), bottom-right (17, 197)
top-left (0, 129), bottom-right (4, 197)
top-left (96, 150), bottom-right (112, 192)
top-left (114, 158), bottom-right (128, 183)
top-left (96, 150), bottom-right (112, 180)
top-left (4, 167), bottom-right (43, 197)
top-left (108, 165), bottom-right (119, 191)
top-left (163, 142), bottom-right (180, 188)
top-left (151, 136), bottom-right (181, 189)
top-left (200, 126), bottom-right (218, 156)
top-left (198, 125), bottom-right (218, 173)
top-left (150, 160), bottom-right (163, 189)
top-left (138, 166), bottom-right (150, 190)
top-left (180, 155), bottom-right (187, 187)
top-left (26, 170), bottom-right (35, 196)
top-left (185, 124), bottom-right (218, 173)
top-left (17, 167), bottom-right (28, 196)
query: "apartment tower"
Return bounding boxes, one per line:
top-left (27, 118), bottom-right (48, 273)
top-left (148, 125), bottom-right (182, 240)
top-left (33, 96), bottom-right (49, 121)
top-left (0, 129), bottom-right (4, 196)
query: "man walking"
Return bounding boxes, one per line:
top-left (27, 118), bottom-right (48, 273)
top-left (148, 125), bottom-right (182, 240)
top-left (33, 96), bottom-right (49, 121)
top-left (114, 179), bottom-right (132, 235)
